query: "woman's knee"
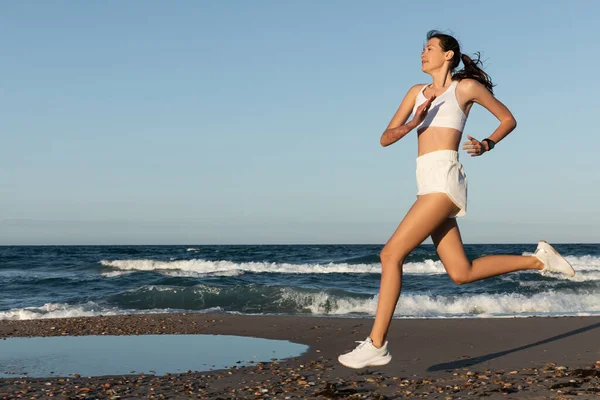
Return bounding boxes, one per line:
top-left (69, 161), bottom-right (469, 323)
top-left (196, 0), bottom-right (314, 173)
top-left (446, 263), bottom-right (472, 285)
top-left (379, 246), bottom-right (407, 269)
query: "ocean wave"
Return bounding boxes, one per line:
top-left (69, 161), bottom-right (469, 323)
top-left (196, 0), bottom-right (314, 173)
top-left (397, 291), bottom-right (600, 317)
top-left (565, 255), bottom-right (600, 272)
top-left (101, 270), bottom-right (134, 278)
top-left (0, 301), bottom-right (222, 321)
top-left (99, 259), bottom-right (444, 275)
top-left (99, 255), bottom-right (600, 279)
top-left (0, 302), bottom-right (122, 321)
top-left (520, 253), bottom-right (600, 271)
top-left (4, 285), bottom-right (599, 320)
top-left (163, 270), bottom-right (244, 278)
top-left (109, 284), bottom-right (600, 318)
top-left (0, 270), bottom-right (99, 284)
top-left (518, 271), bottom-right (600, 284)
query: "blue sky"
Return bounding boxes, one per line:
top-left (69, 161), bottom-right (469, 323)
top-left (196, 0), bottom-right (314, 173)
top-left (2, 1), bottom-right (599, 245)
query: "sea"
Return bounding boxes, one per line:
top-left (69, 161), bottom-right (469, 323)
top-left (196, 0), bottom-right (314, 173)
top-left (1, 244), bottom-right (599, 321)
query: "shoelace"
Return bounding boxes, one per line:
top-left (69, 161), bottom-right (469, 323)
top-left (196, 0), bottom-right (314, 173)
top-left (351, 339), bottom-right (371, 352)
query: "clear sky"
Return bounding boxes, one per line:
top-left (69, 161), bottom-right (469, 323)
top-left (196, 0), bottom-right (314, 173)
top-left (2, 0), bottom-right (599, 245)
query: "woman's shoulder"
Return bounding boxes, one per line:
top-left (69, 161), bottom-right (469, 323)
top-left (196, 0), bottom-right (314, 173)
top-left (455, 78), bottom-right (485, 90)
top-left (407, 83), bottom-right (427, 95)
top-left (455, 78), bottom-right (490, 100)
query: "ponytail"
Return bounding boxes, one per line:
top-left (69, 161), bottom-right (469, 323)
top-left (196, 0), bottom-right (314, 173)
top-left (425, 30), bottom-right (496, 94)
top-left (453, 52), bottom-right (495, 94)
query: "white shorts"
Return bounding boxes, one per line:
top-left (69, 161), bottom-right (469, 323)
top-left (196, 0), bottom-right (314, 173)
top-left (416, 150), bottom-right (467, 218)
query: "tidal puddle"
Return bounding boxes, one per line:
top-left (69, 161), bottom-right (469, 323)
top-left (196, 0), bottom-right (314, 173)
top-left (0, 334), bottom-right (308, 378)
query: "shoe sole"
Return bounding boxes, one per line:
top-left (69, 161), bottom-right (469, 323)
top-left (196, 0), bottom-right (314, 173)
top-left (338, 354), bottom-right (392, 369)
top-left (539, 240), bottom-right (575, 277)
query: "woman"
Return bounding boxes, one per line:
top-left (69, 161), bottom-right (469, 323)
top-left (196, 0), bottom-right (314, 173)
top-left (338, 30), bottom-right (576, 369)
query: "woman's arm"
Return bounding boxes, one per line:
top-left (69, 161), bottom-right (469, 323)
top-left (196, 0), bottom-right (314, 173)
top-left (460, 79), bottom-right (517, 155)
top-left (380, 84), bottom-right (434, 147)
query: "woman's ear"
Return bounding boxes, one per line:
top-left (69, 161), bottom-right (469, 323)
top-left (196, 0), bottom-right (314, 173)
top-left (445, 50), bottom-right (454, 61)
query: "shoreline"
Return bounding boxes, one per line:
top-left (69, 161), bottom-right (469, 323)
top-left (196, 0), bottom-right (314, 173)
top-left (1, 313), bottom-right (599, 398)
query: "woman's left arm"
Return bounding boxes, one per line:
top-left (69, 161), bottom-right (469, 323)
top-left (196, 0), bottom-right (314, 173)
top-left (460, 79), bottom-right (517, 156)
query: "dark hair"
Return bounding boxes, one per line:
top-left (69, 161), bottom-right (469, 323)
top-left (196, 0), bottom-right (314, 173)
top-left (426, 30), bottom-right (495, 94)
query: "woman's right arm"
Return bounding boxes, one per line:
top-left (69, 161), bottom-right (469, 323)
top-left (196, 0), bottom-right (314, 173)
top-left (380, 84), bottom-right (433, 147)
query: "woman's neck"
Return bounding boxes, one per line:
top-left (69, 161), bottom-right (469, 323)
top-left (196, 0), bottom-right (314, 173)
top-left (429, 71), bottom-right (453, 88)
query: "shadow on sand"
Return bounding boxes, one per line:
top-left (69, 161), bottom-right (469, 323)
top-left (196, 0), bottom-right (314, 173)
top-left (428, 321), bottom-right (600, 372)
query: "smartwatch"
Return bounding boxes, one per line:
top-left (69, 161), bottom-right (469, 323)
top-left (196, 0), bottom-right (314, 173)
top-left (482, 138), bottom-right (496, 151)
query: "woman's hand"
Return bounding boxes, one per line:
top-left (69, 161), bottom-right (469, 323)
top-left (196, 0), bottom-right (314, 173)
top-left (462, 135), bottom-right (489, 157)
top-left (410, 95), bottom-right (436, 126)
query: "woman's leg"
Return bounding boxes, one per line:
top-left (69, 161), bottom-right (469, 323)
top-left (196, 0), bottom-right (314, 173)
top-left (368, 193), bottom-right (460, 348)
top-left (431, 218), bottom-right (543, 284)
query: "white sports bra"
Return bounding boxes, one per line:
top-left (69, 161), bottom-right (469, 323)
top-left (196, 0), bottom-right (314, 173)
top-left (412, 80), bottom-right (467, 132)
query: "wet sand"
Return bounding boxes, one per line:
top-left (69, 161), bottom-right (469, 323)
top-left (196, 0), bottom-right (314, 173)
top-left (1, 313), bottom-right (599, 399)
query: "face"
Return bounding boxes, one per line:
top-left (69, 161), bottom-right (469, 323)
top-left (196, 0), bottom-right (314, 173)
top-left (421, 38), bottom-right (452, 73)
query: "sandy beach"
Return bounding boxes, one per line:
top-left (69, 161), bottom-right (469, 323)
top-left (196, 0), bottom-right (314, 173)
top-left (0, 313), bottom-right (599, 399)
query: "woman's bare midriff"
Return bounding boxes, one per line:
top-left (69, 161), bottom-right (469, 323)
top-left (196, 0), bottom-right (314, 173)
top-left (417, 127), bottom-right (462, 156)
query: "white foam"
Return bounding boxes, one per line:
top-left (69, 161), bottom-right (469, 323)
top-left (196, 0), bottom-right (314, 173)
top-left (569, 271), bottom-right (600, 282)
top-left (514, 254), bottom-right (600, 282)
top-left (99, 259), bottom-right (446, 275)
top-left (566, 255), bottom-right (600, 272)
top-left (405, 259), bottom-right (446, 274)
top-left (278, 288), bottom-right (376, 315)
top-left (162, 270), bottom-right (243, 278)
top-left (99, 255), bottom-right (600, 278)
top-left (0, 302), bottom-right (223, 321)
top-left (0, 302), bottom-right (121, 321)
top-left (521, 253), bottom-right (600, 272)
top-left (502, 271), bottom-right (600, 286)
top-left (278, 289), bottom-right (600, 317)
top-left (101, 270), bottom-right (134, 278)
top-left (396, 291), bottom-right (600, 317)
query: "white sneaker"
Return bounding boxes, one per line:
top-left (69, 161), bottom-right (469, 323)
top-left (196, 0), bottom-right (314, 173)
top-left (338, 337), bottom-right (392, 369)
top-left (533, 240), bottom-right (575, 277)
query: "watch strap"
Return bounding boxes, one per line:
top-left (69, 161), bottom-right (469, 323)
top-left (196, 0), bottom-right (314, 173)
top-left (482, 138), bottom-right (496, 151)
